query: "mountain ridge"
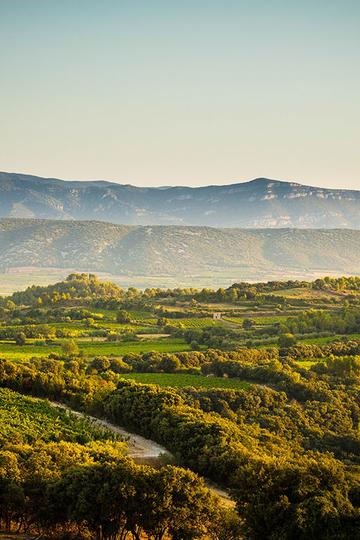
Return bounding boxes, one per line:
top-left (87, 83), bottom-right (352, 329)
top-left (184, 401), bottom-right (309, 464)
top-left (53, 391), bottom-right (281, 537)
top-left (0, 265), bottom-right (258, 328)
top-left (2, 171), bottom-right (356, 191)
top-left (1, 172), bottom-right (360, 228)
top-left (1, 218), bottom-right (360, 282)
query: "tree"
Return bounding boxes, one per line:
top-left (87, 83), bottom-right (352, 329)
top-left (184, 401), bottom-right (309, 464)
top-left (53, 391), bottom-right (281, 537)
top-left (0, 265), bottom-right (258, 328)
top-left (278, 333), bottom-right (297, 348)
top-left (233, 455), bottom-right (357, 540)
top-left (5, 300), bottom-right (16, 311)
top-left (159, 355), bottom-right (181, 373)
top-left (85, 317), bottom-right (95, 327)
top-left (133, 466), bottom-right (219, 540)
top-left (157, 317), bottom-right (169, 327)
top-left (243, 318), bottom-right (256, 330)
top-left (110, 358), bottom-right (132, 374)
top-left (14, 332), bottom-right (26, 345)
top-left (90, 356), bottom-right (111, 372)
top-left (116, 310), bottom-right (132, 324)
top-left (61, 339), bottom-right (79, 357)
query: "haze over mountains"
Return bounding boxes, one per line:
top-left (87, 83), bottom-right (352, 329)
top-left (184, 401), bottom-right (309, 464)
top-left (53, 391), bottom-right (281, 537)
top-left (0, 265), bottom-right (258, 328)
top-left (1, 172), bottom-right (360, 228)
top-left (1, 219), bottom-right (360, 283)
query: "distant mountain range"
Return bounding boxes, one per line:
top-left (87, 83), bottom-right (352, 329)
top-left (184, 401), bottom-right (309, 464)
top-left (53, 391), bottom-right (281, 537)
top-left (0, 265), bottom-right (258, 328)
top-left (1, 172), bottom-right (360, 228)
top-left (1, 219), bottom-right (360, 282)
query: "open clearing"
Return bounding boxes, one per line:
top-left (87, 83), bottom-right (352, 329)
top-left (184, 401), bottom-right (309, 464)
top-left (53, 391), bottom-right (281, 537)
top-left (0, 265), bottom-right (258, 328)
top-left (119, 372), bottom-right (251, 390)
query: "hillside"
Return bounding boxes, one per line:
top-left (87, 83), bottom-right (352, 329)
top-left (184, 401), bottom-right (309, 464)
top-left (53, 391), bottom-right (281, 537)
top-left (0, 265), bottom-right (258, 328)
top-left (1, 172), bottom-right (360, 228)
top-left (1, 218), bottom-right (360, 281)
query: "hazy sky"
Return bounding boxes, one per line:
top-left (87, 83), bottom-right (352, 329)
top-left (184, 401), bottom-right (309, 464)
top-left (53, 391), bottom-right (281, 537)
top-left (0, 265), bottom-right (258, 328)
top-left (0, 0), bottom-right (359, 188)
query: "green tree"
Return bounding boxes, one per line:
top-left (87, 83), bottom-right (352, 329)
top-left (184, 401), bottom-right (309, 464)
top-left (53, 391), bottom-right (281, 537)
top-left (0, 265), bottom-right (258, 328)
top-left (14, 332), bottom-right (26, 345)
top-left (90, 356), bottom-right (111, 372)
top-left (61, 339), bottom-right (79, 357)
top-left (159, 355), bottom-right (181, 373)
top-left (278, 333), bottom-right (297, 348)
top-left (116, 310), bottom-right (132, 324)
top-left (243, 318), bottom-right (256, 330)
top-left (233, 455), bottom-right (357, 540)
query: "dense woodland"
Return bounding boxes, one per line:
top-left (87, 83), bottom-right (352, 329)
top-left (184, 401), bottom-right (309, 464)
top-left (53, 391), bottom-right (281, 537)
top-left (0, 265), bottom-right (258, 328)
top-left (0, 274), bottom-right (359, 539)
top-left (5, 274), bottom-right (360, 306)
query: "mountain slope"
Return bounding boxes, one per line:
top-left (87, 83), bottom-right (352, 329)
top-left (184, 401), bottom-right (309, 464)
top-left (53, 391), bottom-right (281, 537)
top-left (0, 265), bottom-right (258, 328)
top-left (1, 219), bottom-right (359, 281)
top-left (1, 172), bottom-right (360, 228)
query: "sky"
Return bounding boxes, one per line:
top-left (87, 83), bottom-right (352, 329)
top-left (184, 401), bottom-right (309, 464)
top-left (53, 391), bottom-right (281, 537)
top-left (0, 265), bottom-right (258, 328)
top-left (0, 0), bottom-right (359, 189)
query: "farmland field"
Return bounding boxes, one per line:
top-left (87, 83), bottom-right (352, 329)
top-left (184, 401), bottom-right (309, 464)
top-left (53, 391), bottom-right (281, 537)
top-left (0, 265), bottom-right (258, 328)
top-left (0, 387), bottom-right (120, 444)
top-left (224, 315), bottom-right (289, 325)
top-left (300, 333), bottom-right (360, 345)
top-left (0, 337), bottom-right (192, 360)
top-left (119, 372), bottom-right (251, 390)
top-left (77, 338), bottom-right (192, 355)
top-left (171, 317), bottom-right (219, 328)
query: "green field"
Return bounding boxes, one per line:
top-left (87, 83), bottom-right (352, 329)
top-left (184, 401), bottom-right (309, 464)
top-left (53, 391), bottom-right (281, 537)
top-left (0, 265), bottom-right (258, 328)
top-left (95, 321), bottom-right (149, 331)
top-left (0, 337), bottom-right (192, 360)
top-left (119, 372), bottom-right (251, 390)
top-left (172, 317), bottom-right (219, 328)
top-left (0, 387), bottom-right (120, 445)
top-left (78, 338), bottom-right (191, 356)
top-left (295, 360), bottom-right (320, 369)
top-left (300, 333), bottom-right (360, 345)
top-left (0, 341), bottom-right (60, 360)
top-left (224, 315), bottom-right (288, 325)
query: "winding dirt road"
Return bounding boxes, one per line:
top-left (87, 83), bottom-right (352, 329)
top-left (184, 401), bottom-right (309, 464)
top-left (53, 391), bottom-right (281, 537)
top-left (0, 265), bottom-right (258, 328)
top-left (52, 401), bottom-right (169, 459)
top-left (51, 401), bottom-right (234, 507)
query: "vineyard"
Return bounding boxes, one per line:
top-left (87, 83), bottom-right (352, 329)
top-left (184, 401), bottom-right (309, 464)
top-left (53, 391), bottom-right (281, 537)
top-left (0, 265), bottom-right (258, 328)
top-left (0, 387), bottom-right (121, 445)
top-left (174, 317), bottom-right (219, 328)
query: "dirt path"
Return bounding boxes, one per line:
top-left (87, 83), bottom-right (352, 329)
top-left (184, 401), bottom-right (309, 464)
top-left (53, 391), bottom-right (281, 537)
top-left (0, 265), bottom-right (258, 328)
top-left (51, 401), bottom-right (169, 459)
top-left (51, 402), bottom-right (235, 507)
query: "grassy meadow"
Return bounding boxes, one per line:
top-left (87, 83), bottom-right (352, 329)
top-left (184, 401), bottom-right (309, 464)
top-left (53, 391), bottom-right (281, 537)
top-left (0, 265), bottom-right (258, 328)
top-left (119, 372), bottom-right (251, 390)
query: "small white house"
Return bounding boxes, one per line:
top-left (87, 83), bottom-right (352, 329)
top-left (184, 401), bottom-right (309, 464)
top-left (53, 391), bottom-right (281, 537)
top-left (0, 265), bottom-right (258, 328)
top-left (213, 312), bottom-right (222, 320)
